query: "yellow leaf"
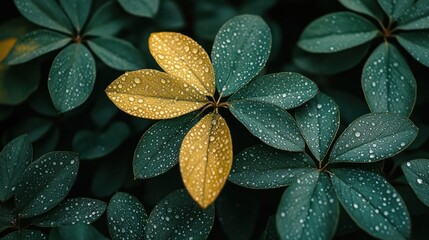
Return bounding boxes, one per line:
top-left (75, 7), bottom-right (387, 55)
top-left (0, 38), bottom-right (17, 62)
top-left (105, 69), bottom-right (210, 119)
top-left (179, 112), bottom-right (233, 208)
top-left (149, 32), bottom-right (215, 97)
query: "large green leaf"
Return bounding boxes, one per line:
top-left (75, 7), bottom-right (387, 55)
top-left (338, 0), bottom-right (385, 20)
top-left (229, 144), bottom-right (315, 189)
top-left (230, 100), bottom-right (305, 152)
top-left (0, 135), bottom-right (32, 202)
top-left (331, 168), bottom-right (411, 240)
top-left (0, 63), bottom-right (40, 105)
top-left (59, 0), bottom-right (91, 32)
top-left (48, 43), bottom-right (96, 113)
top-left (362, 43), bottom-right (416, 116)
top-left (401, 159), bottom-right (429, 206)
top-left (145, 189), bottom-right (215, 239)
top-left (107, 192), bottom-right (147, 240)
top-left (118, 0), bottom-right (160, 18)
top-left (397, 31), bottom-right (429, 67)
top-left (48, 224), bottom-right (108, 240)
top-left (211, 14), bottom-right (271, 96)
top-left (397, 0), bottom-right (429, 30)
top-left (329, 113), bottom-right (417, 163)
top-left (2, 229), bottom-right (47, 240)
top-left (84, 1), bottom-right (127, 37)
top-left (298, 12), bottom-right (378, 53)
top-left (276, 171), bottom-right (339, 240)
top-left (377, 0), bottom-right (414, 20)
top-left (229, 72), bottom-right (318, 109)
top-left (15, 152), bottom-right (79, 218)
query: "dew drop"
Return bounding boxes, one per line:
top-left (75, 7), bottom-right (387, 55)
top-left (417, 178), bottom-right (423, 184)
top-left (354, 132), bottom-right (361, 137)
top-left (316, 104), bottom-right (322, 109)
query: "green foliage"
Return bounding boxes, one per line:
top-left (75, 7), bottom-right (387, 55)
top-left (118, 0), bottom-right (160, 18)
top-left (48, 224), bottom-right (108, 240)
top-left (401, 159), bottom-right (429, 206)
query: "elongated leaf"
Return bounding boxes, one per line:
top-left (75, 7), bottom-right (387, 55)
top-left (276, 171), bottom-right (339, 240)
top-left (84, 1), bottom-right (127, 37)
top-left (15, 152), bottom-right (79, 218)
top-left (180, 113), bottom-right (232, 208)
top-left (296, 93), bottom-right (339, 161)
top-left (118, 0), bottom-right (160, 17)
top-left (212, 14), bottom-right (271, 96)
top-left (48, 43), bottom-right (95, 113)
top-left (298, 12), bottom-right (378, 53)
top-left (401, 159), bottom-right (429, 206)
top-left (331, 168), bottom-right (411, 240)
top-left (0, 135), bottom-right (32, 202)
top-left (2, 230), bottom-right (47, 240)
top-left (339, 0), bottom-right (384, 20)
top-left (145, 189), bottom-right (215, 239)
top-left (107, 192), bottom-right (147, 240)
top-left (230, 100), bottom-right (305, 152)
top-left (329, 113), bottom-right (417, 163)
top-left (229, 72), bottom-right (318, 109)
top-left (59, 0), bottom-right (91, 32)
top-left (362, 43), bottom-right (416, 116)
top-left (14, 0), bottom-right (73, 34)
top-left (48, 224), bottom-right (109, 240)
top-left (397, 0), bottom-right (429, 30)
top-left (377, 0), bottom-right (414, 20)
top-left (0, 63), bottom-right (40, 105)
top-left (230, 145), bottom-right (315, 189)
top-left (397, 31), bottom-right (429, 67)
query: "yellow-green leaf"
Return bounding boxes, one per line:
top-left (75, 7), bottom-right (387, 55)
top-left (106, 69), bottom-right (209, 120)
top-left (0, 38), bottom-right (16, 62)
top-left (179, 112), bottom-right (232, 208)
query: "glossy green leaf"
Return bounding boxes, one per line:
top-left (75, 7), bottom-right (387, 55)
top-left (15, 152), bottom-right (79, 218)
top-left (338, 0), bottom-right (384, 20)
top-left (0, 63), bottom-right (40, 105)
top-left (48, 224), bottom-right (108, 240)
top-left (48, 43), bottom-right (96, 113)
top-left (14, 0), bottom-right (73, 34)
top-left (0, 135), bottom-right (32, 202)
top-left (331, 168), bottom-right (411, 240)
top-left (107, 192), bottom-right (147, 240)
top-left (298, 12), bottom-right (378, 53)
top-left (276, 171), bottom-right (339, 240)
top-left (59, 0), bottom-right (91, 32)
top-left (154, 0), bottom-right (185, 29)
top-left (118, 0), bottom-right (160, 18)
top-left (229, 144), bottom-right (315, 189)
top-left (193, 1), bottom-right (236, 40)
top-left (296, 93), bottom-right (339, 161)
top-left (397, 0), bottom-right (429, 30)
top-left (84, 1), bottom-right (127, 37)
top-left (362, 43), bottom-right (416, 116)
top-left (397, 31), bottom-right (429, 67)
top-left (91, 159), bottom-right (128, 198)
top-left (329, 113), bottom-right (418, 163)
top-left (87, 37), bottom-right (144, 71)
top-left (2, 230), bottom-right (47, 240)
top-left (134, 112), bottom-right (201, 179)
top-left (212, 14), bottom-right (271, 96)
top-left (145, 189), bottom-right (215, 240)
top-left (33, 198), bottom-right (106, 227)
top-left (229, 72), bottom-right (318, 109)
top-left (230, 100), bottom-right (305, 152)
top-left (401, 159), bottom-right (429, 206)
top-left (377, 0), bottom-right (414, 20)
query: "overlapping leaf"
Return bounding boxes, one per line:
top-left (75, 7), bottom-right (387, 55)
top-left (377, 0), bottom-right (414, 20)
top-left (59, 0), bottom-right (91, 32)
top-left (339, 0), bottom-right (384, 20)
top-left (401, 159), bottom-right (429, 206)
top-left (397, 0), bottom-right (429, 30)
top-left (397, 31), bottom-right (429, 67)
top-left (118, 0), bottom-right (160, 18)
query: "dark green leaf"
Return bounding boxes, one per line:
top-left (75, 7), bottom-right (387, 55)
top-left (212, 14), bottom-right (271, 96)
top-left (296, 93), bottom-right (339, 161)
top-left (238, 0), bottom-right (277, 15)
top-left (362, 43), bottom-right (416, 116)
top-left (90, 94), bottom-right (118, 128)
top-left (2, 117), bottom-right (52, 143)
top-left (27, 84), bottom-right (58, 117)
top-left (276, 171), bottom-right (339, 240)
top-left (229, 144), bottom-right (315, 189)
top-left (107, 192), bottom-right (147, 240)
top-left (331, 168), bottom-right (411, 240)
top-left (229, 72), bottom-right (318, 109)
top-left (0, 18), bottom-right (35, 40)
top-left (230, 100), bottom-right (305, 151)
top-left (338, 0), bottom-right (385, 20)
top-left (48, 43), bottom-right (96, 113)
top-left (0, 202), bottom-right (15, 232)
top-left (59, 0), bottom-right (91, 32)
top-left (377, 0), bottom-right (414, 20)
top-left (154, 0), bottom-right (185, 29)
top-left (91, 159), bottom-right (128, 198)
top-left (48, 224), bottom-right (108, 240)
top-left (0, 135), bottom-right (32, 202)
top-left (2, 230), bottom-right (47, 240)
top-left (397, 31), bottom-right (429, 67)
top-left (15, 152), bottom-right (79, 218)
top-left (193, 1), bottom-right (236, 40)
top-left (298, 12), bottom-right (378, 53)
top-left (397, 0), bottom-right (429, 30)
top-left (0, 63), bottom-right (40, 105)
top-left (84, 1), bottom-right (128, 37)
top-left (329, 113), bottom-right (418, 163)
top-left (263, 216), bottom-right (280, 240)
top-left (118, 0), bottom-right (160, 18)
top-left (145, 189), bottom-right (215, 239)
top-left (401, 159), bottom-right (429, 206)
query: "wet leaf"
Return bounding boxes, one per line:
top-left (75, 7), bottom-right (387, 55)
top-left (377, 0), bottom-right (414, 20)
top-left (229, 144), bottom-right (315, 189)
top-left (180, 113), bottom-right (232, 208)
top-left (296, 93), bottom-right (340, 161)
top-left (2, 229), bottom-right (47, 240)
top-left (84, 1), bottom-right (127, 37)
top-left (118, 0), bottom-right (160, 18)
top-left (397, 0), bottom-right (429, 30)
top-left (329, 113), bottom-right (418, 163)
top-left (401, 159), bottom-right (429, 206)
top-left (212, 14), bottom-right (271, 96)
top-left (397, 31), bottom-right (429, 67)
top-left (59, 0), bottom-right (91, 32)
top-left (145, 189), bottom-right (215, 239)
top-left (15, 152), bottom-right (79, 218)
top-left (331, 168), bottom-right (411, 240)
top-left (0, 63), bottom-right (40, 105)
top-left (338, 0), bottom-right (385, 20)
top-left (298, 12), bottom-right (378, 53)
top-left (107, 192), bottom-right (147, 240)
top-left (48, 224), bottom-right (109, 240)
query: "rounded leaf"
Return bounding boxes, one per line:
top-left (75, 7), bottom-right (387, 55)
top-left (401, 159), bottom-right (429, 206)
top-left (397, 0), bottom-right (429, 30)
top-left (48, 224), bottom-right (109, 240)
top-left (2, 229), bottom-right (47, 240)
top-left (118, 0), bottom-right (160, 18)
top-left (84, 1), bottom-right (127, 37)
top-left (339, 0), bottom-right (385, 20)
top-left (377, 0), bottom-right (413, 20)
top-left (397, 31), bottom-right (429, 67)
top-left (59, 0), bottom-right (91, 32)
top-left (0, 63), bottom-right (40, 105)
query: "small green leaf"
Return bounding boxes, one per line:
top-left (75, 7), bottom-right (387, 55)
top-left (59, 0), bottom-right (91, 32)
top-left (15, 151), bottom-right (79, 218)
top-left (298, 12), bottom-right (378, 53)
top-left (2, 229), bottom-right (47, 240)
top-left (331, 167), bottom-right (411, 240)
top-left (48, 43), bottom-right (96, 113)
top-left (229, 72), bottom-right (318, 109)
top-left (276, 171), bottom-right (339, 240)
top-left (230, 100), bottom-right (305, 152)
top-left (296, 93), bottom-right (339, 161)
top-left (377, 0), bottom-right (414, 20)
top-left (145, 189), bottom-right (215, 239)
top-left (154, 0), bottom-right (185, 29)
top-left (107, 192), bottom-right (147, 240)
top-left (0, 63), bottom-right (40, 105)
top-left (84, 1), bottom-right (128, 37)
top-left (229, 144), bottom-right (315, 189)
top-left (397, 31), bottom-right (429, 67)
top-left (401, 159), bottom-right (429, 206)
top-left (329, 113), bottom-right (418, 163)
top-left (362, 43), bottom-right (416, 116)
top-left (397, 0), bottom-right (429, 30)
top-left (212, 14), bottom-right (271, 96)
top-left (118, 0), bottom-right (160, 18)
top-left (338, 0), bottom-right (385, 20)
top-left (48, 224), bottom-right (109, 240)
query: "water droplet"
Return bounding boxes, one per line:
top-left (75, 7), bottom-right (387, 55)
top-left (134, 78), bottom-right (141, 84)
top-left (354, 131), bottom-right (361, 137)
top-left (129, 97), bottom-right (135, 102)
top-left (316, 104), bottom-right (322, 109)
top-left (417, 178), bottom-right (423, 184)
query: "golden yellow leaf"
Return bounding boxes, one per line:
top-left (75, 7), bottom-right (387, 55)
top-left (179, 112), bottom-right (233, 208)
top-left (149, 32), bottom-right (215, 98)
top-left (0, 38), bottom-right (17, 62)
top-left (105, 69), bottom-right (210, 119)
